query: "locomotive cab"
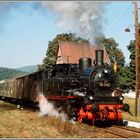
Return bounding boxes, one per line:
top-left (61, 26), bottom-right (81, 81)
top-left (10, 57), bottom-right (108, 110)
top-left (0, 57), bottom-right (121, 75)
top-left (43, 64), bottom-right (81, 96)
top-left (50, 64), bottom-right (79, 78)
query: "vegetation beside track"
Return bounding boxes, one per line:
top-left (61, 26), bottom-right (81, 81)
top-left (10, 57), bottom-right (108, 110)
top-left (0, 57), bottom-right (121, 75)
top-left (123, 97), bottom-right (140, 122)
top-left (0, 101), bottom-right (107, 138)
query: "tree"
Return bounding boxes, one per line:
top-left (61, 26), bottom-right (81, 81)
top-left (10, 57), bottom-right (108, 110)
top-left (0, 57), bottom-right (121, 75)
top-left (117, 64), bottom-right (133, 89)
top-left (125, 23), bottom-right (140, 90)
top-left (126, 40), bottom-right (136, 89)
top-left (103, 38), bottom-right (125, 68)
top-left (40, 33), bottom-right (89, 69)
top-left (126, 41), bottom-right (140, 89)
top-left (103, 38), bottom-right (126, 88)
top-left (0, 67), bottom-right (27, 80)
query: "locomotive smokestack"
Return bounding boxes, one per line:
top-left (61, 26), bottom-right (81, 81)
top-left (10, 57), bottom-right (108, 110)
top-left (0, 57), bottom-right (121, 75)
top-left (95, 50), bottom-right (104, 66)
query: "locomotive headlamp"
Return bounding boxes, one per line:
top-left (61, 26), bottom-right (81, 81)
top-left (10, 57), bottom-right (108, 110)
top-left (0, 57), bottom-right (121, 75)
top-left (104, 69), bottom-right (108, 74)
top-left (98, 73), bottom-right (102, 77)
top-left (103, 69), bottom-right (109, 75)
top-left (119, 95), bottom-right (124, 101)
top-left (88, 95), bottom-right (94, 101)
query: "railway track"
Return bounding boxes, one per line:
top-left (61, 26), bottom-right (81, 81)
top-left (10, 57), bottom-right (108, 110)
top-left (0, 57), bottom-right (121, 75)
top-left (97, 125), bottom-right (140, 138)
top-left (80, 124), bottom-right (140, 138)
top-left (77, 126), bottom-right (124, 138)
top-left (95, 127), bottom-right (128, 138)
top-left (113, 125), bottom-right (140, 133)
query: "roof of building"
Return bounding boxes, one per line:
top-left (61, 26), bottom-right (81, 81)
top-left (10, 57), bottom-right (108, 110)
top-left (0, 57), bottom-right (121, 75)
top-left (56, 41), bottom-right (110, 64)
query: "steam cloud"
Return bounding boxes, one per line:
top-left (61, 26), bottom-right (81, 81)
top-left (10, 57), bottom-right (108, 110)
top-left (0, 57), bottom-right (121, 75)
top-left (42, 1), bottom-right (108, 44)
top-left (0, 2), bottom-right (108, 45)
top-left (36, 94), bottom-right (67, 121)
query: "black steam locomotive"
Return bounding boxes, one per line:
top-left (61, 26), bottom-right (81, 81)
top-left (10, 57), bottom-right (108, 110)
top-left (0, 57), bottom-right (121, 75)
top-left (0, 49), bottom-right (130, 125)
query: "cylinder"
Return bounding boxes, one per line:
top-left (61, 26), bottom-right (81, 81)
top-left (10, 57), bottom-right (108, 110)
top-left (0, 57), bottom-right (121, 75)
top-left (79, 57), bottom-right (92, 71)
top-left (95, 50), bottom-right (104, 66)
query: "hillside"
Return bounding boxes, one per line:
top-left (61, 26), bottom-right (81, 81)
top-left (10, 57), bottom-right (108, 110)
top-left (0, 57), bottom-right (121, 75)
top-left (16, 65), bottom-right (38, 73)
top-left (0, 67), bottom-right (27, 80)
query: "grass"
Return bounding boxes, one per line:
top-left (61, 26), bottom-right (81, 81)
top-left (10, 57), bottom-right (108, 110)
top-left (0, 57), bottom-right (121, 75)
top-left (0, 102), bottom-right (61, 138)
top-left (0, 101), bottom-right (99, 138)
top-left (123, 97), bottom-right (140, 122)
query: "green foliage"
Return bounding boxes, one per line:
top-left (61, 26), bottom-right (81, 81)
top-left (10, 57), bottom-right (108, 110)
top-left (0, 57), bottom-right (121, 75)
top-left (123, 23), bottom-right (140, 90)
top-left (118, 65), bottom-right (133, 89)
top-left (0, 67), bottom-right (27, 80)
top-left (103, 38), bottom-right (125, 67)
top-left (41, 33), bottom-right (89, 70)
top-left (126, 39), bottom-right (140, 89)
top-left (103, 38), bottom-right (126, 88)
top-left (126, 40), bottom-right (136, 89)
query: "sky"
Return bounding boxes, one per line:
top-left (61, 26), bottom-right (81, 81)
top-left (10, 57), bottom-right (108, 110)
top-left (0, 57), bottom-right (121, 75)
top-left (0, 1), bottom-right (139, 68)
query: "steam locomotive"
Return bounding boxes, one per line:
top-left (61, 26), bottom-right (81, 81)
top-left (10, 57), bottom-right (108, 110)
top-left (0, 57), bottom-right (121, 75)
top-left (0, 49), bottom-right (130, 125)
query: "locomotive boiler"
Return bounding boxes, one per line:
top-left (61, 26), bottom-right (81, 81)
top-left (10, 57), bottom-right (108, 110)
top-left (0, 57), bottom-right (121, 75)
top-left (0, 49), bottom-right (130, 126)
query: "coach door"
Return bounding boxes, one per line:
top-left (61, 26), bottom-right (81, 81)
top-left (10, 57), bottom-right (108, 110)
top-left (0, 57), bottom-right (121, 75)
top-left (16, 78), bottom-right (24, 99)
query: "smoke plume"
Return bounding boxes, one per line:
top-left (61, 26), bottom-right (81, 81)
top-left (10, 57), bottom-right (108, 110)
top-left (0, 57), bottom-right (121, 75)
top-left (42, 1), bottom-right (108, 44)
top-left (0, 2), bottom-right (108, 45)
top-left (36, 94), bottom-right (67, 121)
